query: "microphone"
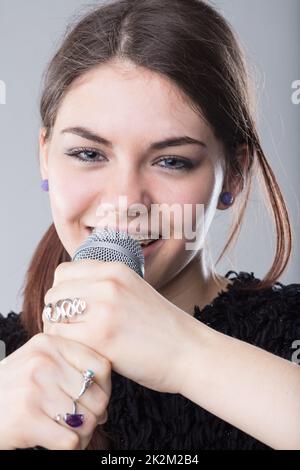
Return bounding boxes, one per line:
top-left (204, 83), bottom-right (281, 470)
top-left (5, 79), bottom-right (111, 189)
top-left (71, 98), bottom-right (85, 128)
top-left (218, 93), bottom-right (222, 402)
top-left (72, 227), bottom-right (145, 278)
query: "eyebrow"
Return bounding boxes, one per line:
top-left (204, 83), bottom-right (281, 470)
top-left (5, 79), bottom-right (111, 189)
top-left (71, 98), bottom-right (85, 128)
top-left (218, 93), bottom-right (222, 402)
top-left (61, 126), bottom-right (207, 151)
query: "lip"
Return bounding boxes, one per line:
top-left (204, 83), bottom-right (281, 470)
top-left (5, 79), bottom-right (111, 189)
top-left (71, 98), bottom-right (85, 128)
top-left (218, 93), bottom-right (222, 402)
top-left (140, 237), bottom-right (164, 258)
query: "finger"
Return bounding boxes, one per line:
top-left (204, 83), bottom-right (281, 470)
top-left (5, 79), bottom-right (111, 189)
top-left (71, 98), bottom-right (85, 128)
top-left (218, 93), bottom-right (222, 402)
top-left (40, 384), bottom-right (98, 444)
top-left (42, 278), bottom-right (120, 335)
top-left (43, 279), bottom-right (115, 308)
top-left (53, 259), bottom-right (132, 287)
top-left (26, 411), bottom-right (81, 450)
top-left (56, 362), bottom-right (110, 421)
top-left (45, 334), bottom-right (112, 397)
top-left (42, 310), bottom-right (109, 359)
top-left (14, 334), bottom-right (111, 428)
top-left (29, 350), bottom-right (109, 422)
top-left (12, 334), bottom-right (112, 397)
top-left (42, 279), bottom-right (122, 314)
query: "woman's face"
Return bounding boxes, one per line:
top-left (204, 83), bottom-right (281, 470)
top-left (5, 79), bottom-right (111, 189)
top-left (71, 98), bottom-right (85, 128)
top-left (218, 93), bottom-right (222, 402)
top-left (39, 60), bottom-right (226, 290)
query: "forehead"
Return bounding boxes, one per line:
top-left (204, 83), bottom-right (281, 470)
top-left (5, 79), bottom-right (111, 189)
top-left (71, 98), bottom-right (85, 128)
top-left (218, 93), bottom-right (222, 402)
top-left (54, 60), bottom-right (213, 142)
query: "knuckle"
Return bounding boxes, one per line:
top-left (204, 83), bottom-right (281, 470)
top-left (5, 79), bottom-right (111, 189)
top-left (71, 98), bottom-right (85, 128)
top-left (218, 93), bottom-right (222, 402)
top-left (101, 393), bottom-right (110, 410)
top-left (99, 357), bottom-right (111, 377)
top-left (15, 427), bottom-right (33, 449)
top-left (26, 351), bottom-right (54, 382)
top-left (94, 304), bottom-right (112, 333)
top-left (113, 261), bottom-right (127, 272)
top-left (22, 386), bottom-right (37, 409)
top-left (27, 350), bottom-right (50, 367)
top-left (31, 333), bottom-right (56, 354)
top-left (87, 412), bottom-right (98, 430)
top-left (31, 332), bottom-right (46, 346)
top-left (44, 287), bottom-right (54, 305)
top-left (92, 301), bottom-right (118, 342)
top-left (94, 392), bottom-right (110, 416)
top-left (105, 280), bottom-right (119, 298)
top-left (53, 262), bottom-right (69, 285)
top-left (112, 262), bottom-right (129, 278)
top-left (96, 307), bottom-right (116, 341)
top-left (32, 332), bottom-right (52, 348)
top-left (55, 262), bottom-right (68, 277)
top-left (98, 410), bottom-right (108, 425)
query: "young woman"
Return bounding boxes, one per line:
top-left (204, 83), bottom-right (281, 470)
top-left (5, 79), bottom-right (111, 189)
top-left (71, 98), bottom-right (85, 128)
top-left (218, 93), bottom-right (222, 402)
top-left (0, 0), bottom-right (299, 451)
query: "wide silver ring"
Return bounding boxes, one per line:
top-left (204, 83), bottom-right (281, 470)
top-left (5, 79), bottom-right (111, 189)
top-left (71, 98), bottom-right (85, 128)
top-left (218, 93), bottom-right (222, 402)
top-left (43, 298), bottom-right (86, 323)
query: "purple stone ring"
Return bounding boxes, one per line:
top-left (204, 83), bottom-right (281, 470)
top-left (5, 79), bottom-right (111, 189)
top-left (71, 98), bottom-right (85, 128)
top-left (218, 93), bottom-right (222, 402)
top-left (63, 400), bottom-right (84, 428)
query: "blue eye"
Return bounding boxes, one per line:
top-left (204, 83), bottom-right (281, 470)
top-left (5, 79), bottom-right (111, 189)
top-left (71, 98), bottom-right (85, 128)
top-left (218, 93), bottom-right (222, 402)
top-left (156, 157), bottom-right (194, 172)
top-left (65, 147), bottom-right (194, 172)
top-left (65, 147), bottom-right (105, 164)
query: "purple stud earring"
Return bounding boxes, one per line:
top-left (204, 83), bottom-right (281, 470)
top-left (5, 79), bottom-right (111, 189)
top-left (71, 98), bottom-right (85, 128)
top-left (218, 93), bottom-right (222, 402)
top-left (41, 179), bottom-right (49, 192)
top-left (220, 191), bottom-right (234, 206)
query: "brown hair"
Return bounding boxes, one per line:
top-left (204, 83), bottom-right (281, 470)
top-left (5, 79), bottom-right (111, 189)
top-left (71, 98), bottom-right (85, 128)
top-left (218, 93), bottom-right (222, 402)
top-left (21, 0), bottom-right (292, 449)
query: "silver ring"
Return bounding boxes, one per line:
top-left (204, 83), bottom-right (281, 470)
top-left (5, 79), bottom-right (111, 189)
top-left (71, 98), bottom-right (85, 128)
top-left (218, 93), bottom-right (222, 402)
top-left (76, 369), bottom-right (95, 399)
top-left (43, 298), bottom-right (86, 323)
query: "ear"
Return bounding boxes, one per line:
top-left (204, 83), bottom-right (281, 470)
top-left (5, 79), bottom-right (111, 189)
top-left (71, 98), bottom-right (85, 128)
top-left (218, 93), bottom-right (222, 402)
top-left (39, 127), bottom-right (50, 180)
top-left (217, 143), bottom-right (251, 210)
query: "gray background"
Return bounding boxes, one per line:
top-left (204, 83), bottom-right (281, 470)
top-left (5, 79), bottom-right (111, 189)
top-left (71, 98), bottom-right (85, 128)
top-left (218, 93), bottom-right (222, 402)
top-left (0, 0), bottom-right (299, 315)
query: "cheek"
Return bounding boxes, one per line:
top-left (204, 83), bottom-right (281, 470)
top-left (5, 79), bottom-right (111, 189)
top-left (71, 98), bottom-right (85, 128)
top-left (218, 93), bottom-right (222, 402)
top-left (150, 237), bottom-right (197, 290)
top-left (48, 161), bottom-right (94, 221)
top-left (166, 170), bottom-right (217, 236)
top-left (190, 165), bottom-right (222, 230)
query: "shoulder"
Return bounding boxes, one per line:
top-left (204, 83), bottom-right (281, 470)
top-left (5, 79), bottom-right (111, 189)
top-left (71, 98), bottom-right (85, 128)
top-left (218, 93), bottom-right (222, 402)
top-left (0, 311), bottom-right (28, 356)
top-left (194, 271), bottom-right (300, 362)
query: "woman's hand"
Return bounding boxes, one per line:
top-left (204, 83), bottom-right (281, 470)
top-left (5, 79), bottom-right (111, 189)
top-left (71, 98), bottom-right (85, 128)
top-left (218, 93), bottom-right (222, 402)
top-left (0, 333), bottom-right (111, 450)
top-left (43, 259), bottom-right (194, 394)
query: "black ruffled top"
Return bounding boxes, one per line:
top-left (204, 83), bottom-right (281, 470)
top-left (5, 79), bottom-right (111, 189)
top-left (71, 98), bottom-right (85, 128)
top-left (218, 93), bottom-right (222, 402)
top-left (1, 270), bottom-right (300, 450)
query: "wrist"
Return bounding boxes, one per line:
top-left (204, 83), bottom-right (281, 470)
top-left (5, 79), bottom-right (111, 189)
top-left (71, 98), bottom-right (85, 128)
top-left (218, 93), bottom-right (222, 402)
top-left (176, 310), bottom-right (217, 398)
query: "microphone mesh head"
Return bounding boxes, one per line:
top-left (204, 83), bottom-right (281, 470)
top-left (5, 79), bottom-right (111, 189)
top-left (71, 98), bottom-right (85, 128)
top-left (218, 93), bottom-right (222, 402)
top-left (72, 227), bottom-right (145, 278)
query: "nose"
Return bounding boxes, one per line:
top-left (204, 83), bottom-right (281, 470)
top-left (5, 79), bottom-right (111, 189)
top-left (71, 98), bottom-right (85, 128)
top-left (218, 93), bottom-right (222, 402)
top-left (95, 167), bottom-right (153, 229)
top-left (101, 166), bottom-right (152, 206)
